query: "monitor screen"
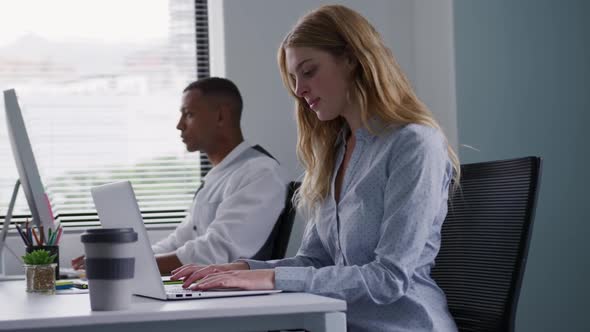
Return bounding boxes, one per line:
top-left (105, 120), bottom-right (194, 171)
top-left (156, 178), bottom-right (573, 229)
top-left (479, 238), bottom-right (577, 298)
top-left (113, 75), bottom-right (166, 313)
top-left (3, 89), bottom-right (54, 229)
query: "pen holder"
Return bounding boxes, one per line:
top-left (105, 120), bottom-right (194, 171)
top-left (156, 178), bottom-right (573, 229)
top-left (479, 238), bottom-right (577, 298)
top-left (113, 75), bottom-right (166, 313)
top-left (26, 245), bottom-right (60, 280)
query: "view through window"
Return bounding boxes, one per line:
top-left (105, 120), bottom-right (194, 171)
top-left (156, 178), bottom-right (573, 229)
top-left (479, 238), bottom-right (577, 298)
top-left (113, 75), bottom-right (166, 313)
top-left (0, 0), bottom-right (208, 226)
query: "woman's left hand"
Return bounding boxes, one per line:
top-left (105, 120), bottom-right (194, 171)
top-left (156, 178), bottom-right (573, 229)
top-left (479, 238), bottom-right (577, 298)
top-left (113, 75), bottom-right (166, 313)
top-left (189, 269), bottom-right (275, 291)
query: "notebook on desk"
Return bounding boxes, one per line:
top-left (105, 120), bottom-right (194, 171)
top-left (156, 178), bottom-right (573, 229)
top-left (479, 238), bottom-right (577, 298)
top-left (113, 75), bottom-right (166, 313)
top-left (90, 181), bottom-right (281, 301)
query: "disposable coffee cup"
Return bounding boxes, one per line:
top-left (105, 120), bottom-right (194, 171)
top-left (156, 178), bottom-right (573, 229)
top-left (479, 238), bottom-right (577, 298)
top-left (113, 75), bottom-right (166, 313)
top-left (81, 228), bottom-right (137, 311)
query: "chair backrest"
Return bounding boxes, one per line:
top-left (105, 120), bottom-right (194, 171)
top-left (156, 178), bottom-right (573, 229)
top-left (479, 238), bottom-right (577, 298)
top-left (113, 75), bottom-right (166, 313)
top-left (431, 156), bottom-right (542, 332)
top-left (252, 181), bottom-right (300, 260)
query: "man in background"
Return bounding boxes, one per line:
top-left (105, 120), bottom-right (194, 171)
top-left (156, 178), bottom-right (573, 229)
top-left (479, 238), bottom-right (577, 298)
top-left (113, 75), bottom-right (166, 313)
top-left (73, 77), bottom-right (287, 274)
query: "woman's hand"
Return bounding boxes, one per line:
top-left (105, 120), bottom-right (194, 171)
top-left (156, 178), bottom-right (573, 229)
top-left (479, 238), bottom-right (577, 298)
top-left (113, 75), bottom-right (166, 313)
top-left (189, 269), bottom-right (275, 291)
top-left (171, 261), bottom-right (250, 289)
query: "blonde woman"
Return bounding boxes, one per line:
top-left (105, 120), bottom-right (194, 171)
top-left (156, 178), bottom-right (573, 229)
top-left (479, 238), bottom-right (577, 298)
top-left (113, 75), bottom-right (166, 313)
top-left (171, 5), bottom-right (459, 331)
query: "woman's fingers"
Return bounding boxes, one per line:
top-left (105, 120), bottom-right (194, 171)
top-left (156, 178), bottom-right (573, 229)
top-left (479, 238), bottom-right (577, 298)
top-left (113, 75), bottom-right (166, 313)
top-left (190, 273), bottom-right (239, 290)
top-left (181, 265), bottom-right (224, 287)
top-left (172, 263), bottom-right (249, 287)
top-left (170, 264), bottom-right (201, 280)
top-left (188, 270), bottom-right (275, 291)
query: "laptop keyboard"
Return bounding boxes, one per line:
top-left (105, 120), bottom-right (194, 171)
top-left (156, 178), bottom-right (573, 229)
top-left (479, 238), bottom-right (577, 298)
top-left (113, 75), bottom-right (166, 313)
top-left (165, 285), bottom-right (195, 294)
top-left (165, 284), bottom-right (243, 293)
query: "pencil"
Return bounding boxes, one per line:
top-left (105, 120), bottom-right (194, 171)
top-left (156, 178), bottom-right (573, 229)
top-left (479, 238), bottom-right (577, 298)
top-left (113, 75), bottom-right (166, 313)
top-left (15, 224), bottom-right (30, 246)
top-left (53, 223), bottom-right (61, 245)
top-left (32, 228), bottom-right (41, 246)
top-left (55, 227), bottom-right (63, 245)
top-left (25, 220), bottom-right (30, 244)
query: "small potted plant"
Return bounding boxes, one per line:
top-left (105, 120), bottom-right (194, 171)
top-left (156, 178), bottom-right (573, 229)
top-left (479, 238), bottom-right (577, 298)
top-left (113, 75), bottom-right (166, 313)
top-left (22, 249), bottom-right (57, 294)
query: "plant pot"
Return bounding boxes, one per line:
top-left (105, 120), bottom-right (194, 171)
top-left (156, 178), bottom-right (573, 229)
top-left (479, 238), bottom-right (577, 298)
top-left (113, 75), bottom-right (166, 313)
top-left (24, 263), bottom-right (57, 294)
top-left (26, 246), bottom-right (60, 280)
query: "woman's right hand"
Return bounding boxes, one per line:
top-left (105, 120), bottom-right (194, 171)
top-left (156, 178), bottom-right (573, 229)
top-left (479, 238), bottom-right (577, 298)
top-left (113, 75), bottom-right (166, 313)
top-left (170, 261), bottom-right (250, 289)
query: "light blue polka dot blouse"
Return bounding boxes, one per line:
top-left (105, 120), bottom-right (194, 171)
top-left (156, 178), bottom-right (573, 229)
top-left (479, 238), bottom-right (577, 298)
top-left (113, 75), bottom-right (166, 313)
top-left (245, 123), bottom-right (458, 332)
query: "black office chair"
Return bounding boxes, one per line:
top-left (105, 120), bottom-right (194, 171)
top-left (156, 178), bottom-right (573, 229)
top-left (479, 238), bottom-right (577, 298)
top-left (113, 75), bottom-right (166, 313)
top-left (431, 156), bottom-right (542, 332)
top-left (252, 181), bottom-right (300, 260)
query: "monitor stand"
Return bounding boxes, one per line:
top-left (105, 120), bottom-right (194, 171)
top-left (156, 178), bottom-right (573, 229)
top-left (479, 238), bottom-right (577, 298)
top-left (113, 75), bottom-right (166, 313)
top-left (0, 180), bottom-right (24, 280)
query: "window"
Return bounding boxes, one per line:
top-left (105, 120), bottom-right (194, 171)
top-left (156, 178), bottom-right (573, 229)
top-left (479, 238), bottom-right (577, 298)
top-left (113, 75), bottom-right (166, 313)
top-left (0, 0), bottom-right (211, 227)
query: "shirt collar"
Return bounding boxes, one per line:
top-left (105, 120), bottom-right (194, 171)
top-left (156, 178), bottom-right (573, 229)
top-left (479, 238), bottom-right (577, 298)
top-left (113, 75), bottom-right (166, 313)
top-left (334, 117), bottom-right (383, 146)
top-left (204, 141), bottom-right (250, 182)
top-left (335, 125), bottom-right (349, 147)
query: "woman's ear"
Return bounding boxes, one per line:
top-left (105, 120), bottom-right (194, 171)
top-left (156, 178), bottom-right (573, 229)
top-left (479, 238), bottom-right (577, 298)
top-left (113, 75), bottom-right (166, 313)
top-left (343, 47), bottom-right (358, 73)
top-left (347, 54), bottom-right (356, 67)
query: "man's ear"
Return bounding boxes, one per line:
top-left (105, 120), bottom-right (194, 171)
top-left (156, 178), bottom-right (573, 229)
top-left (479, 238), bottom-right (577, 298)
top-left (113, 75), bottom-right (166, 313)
top-left (216, 103), bottom-right (231, 126)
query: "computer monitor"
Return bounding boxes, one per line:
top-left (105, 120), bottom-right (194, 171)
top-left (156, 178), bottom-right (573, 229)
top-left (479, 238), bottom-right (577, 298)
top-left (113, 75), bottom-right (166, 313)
top-left (1, 89), bottom-right (54, 257)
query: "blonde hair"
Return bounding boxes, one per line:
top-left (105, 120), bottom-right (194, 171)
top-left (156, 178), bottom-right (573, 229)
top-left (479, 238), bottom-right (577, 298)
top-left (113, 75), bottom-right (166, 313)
top-left (278, 5), bottom-right (460, 211)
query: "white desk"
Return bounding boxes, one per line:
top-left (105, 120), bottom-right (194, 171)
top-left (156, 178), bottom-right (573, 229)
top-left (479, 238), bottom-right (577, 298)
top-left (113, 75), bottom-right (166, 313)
top-left (0, 280), bottom-right (347, 332)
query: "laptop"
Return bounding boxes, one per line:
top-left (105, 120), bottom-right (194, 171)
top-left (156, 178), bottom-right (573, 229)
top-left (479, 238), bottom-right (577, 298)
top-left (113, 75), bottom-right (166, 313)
top-left (90, 181), bottom-right (281, 300)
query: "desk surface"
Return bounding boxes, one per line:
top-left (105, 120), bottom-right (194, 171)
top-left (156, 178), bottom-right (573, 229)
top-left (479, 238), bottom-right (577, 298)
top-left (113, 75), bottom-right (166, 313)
top-left (0, 280), bottom-right (346, 331)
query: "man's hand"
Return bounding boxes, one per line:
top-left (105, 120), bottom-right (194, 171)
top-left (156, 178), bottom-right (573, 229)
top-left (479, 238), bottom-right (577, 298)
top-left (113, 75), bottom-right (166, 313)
top-left (71, 255), bottom-right (85, 270)
top-left (155, 253), bottom-right (183, 275)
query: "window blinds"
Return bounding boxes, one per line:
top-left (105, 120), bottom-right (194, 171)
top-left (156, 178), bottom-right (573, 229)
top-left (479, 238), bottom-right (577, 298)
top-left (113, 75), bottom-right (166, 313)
top-left (0, 0), bottom-right (211, 227)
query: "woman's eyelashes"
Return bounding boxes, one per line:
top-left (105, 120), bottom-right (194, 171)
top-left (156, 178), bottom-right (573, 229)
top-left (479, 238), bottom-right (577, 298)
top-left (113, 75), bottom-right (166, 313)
top-left (301, 66), bottom-right (317, 78)
top-left (289, 65), bottom-right (317, 92)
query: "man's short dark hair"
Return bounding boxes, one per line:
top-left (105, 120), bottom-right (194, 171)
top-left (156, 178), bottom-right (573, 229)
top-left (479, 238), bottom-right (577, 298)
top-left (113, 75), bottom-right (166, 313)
top-left (183, 77), bottom-right (243, 121)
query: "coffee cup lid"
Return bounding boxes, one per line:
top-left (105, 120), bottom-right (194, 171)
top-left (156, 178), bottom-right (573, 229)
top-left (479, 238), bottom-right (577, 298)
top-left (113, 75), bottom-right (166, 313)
top-left (81, 228), bottom-right (138, 243)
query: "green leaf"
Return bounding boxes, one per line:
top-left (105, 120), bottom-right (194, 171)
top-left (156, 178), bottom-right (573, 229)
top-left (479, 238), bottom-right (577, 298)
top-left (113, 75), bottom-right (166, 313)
top-left (21, 249), bottom-right (56, 265)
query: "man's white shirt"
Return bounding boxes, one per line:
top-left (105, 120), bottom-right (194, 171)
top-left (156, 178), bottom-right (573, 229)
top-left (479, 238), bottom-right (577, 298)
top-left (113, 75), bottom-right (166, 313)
top-left (152, 141), bottom-right (288, 265)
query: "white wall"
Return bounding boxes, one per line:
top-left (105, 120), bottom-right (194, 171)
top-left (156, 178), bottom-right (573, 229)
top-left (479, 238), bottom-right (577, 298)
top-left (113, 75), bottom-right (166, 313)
top-left (218, 0), bottom-right (455, 254)
top-left (413, 0), bottom-right (457, 148)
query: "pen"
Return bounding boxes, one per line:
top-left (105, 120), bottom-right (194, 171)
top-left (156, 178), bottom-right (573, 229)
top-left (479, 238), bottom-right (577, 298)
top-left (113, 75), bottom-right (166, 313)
top-left (73, 281), bottom-right (88, 289)
top-left (39, 226), bottom-right (45, 245)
